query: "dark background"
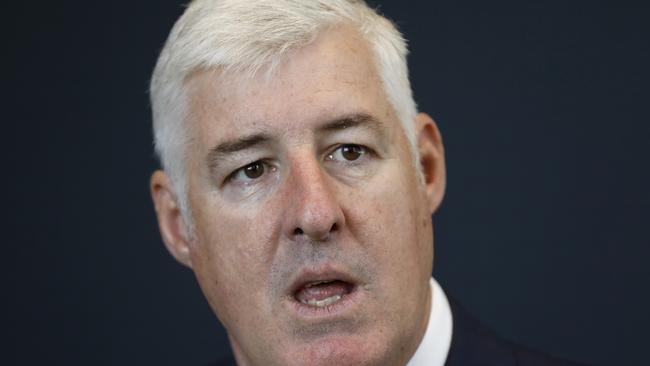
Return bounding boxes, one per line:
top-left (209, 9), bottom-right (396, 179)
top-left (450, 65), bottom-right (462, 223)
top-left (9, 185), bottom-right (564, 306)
top-left (4, 1), bottom-right (649, 365)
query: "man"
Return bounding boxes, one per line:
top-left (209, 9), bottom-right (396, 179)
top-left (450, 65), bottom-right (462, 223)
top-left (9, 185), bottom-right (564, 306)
top-left (149, 1), bottom-right (583, 365)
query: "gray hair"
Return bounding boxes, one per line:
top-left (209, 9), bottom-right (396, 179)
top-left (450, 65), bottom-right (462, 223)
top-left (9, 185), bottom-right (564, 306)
top-left (150, 0), bottom-right (418, 219)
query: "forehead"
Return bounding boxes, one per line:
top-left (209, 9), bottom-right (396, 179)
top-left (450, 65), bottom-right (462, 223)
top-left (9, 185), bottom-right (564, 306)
top-left (185, 26), bottom-right (398, 146)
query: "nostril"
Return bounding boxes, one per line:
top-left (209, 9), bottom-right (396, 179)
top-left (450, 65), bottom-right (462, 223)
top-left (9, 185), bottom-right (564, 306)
top-left (292, 223), bottom-right (338, 239)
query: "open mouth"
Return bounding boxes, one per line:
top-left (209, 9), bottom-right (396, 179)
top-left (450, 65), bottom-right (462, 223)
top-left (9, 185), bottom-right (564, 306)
top-left (293, 279), bottom-right (355, 308)
top-left (285, 267), bottom-right (365, 318)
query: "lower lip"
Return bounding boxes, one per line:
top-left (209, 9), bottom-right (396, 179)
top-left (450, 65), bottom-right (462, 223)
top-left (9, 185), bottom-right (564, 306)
top-left (286, 285), bottom-right (364, 320)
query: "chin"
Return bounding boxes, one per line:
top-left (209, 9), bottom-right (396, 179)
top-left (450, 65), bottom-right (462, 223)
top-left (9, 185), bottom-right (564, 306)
top-left (274, 332), bottom-right (401, 366)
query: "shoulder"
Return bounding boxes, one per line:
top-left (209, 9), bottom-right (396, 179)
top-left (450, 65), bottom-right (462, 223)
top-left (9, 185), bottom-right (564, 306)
top-left (445, 296), bottom-right (587, 366)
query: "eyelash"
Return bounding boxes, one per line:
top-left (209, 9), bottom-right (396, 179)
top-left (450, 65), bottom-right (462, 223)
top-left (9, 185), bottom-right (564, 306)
top-left (225, 159), bottom-right (275, 185)
top-left (225, 144), bottom-right (374, 185)
top-left (326, 144), bottom-right (372, 164)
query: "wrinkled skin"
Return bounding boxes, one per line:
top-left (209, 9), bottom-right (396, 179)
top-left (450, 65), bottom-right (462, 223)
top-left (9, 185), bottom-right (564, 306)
top-left (151, 26), bottom-right (446, 366)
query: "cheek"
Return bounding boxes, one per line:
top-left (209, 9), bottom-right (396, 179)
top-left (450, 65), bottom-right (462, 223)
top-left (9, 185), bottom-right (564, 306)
top-left (345, 163), bottom-right (432, 275)
top-left (187, 202), bottom-right (280, 321)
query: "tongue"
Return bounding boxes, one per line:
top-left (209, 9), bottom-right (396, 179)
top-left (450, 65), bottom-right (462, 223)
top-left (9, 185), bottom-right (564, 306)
top-left (295, 281), bottom-right (350, 303)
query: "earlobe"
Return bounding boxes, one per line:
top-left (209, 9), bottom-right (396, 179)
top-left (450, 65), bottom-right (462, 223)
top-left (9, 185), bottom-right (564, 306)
top-left (415, 113), bottom-right (447, 214)
top-left (150, 170), bottom-right (193, 268)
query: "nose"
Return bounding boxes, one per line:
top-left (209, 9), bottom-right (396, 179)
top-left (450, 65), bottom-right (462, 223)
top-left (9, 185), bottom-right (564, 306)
top-left (285, 155), bottom-right (345, 242)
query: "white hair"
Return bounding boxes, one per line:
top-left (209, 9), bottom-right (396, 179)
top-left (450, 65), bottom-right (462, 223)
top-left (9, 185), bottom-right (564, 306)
top-left (150, 0), bottom-right (418, 220)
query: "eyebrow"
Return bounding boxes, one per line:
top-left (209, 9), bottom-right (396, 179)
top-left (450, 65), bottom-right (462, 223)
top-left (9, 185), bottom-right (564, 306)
top-left (206, 112), bottom-right (386, 171)
top-left (206, 133), bottom-right (272, 171)
top-left (209, 133), bottom-right (272, 157)
top-left (317, 112), bottom-right (385, 134)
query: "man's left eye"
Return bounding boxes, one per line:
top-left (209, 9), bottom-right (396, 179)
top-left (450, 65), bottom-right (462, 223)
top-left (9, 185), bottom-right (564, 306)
top-left (327, 144), bottom-right (369, 162)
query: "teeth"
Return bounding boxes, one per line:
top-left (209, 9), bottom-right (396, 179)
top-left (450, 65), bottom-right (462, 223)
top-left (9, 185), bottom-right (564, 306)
top-left (301, 294), bottom-right (342, 307)
top-left (306, 280), bottom-right (334, 288)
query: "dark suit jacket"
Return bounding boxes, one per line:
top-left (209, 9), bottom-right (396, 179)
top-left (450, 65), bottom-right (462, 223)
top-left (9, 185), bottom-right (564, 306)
top-left (208, 297), bottom-right (585, 366)
top-left (444, 296), bottom-right (584, 366)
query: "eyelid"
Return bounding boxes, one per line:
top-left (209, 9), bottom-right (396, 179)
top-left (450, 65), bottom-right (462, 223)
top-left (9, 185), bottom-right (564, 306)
top-left (221, 144), bottom-right (375, 185)
top-left (326, 143), bottom-right (374, 162)
top-left (224, 159), bottom-right (274, 186)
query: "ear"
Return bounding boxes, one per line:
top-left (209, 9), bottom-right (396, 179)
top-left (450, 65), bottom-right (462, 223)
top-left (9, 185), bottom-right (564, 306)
top-left (150, 170), bottom-right (193, 268)
top-left (415, 113), bottom-right (446, 214)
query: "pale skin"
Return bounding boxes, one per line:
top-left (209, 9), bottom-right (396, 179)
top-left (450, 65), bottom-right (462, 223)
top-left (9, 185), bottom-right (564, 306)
top-left (151, 26), bottom-right (446, 366)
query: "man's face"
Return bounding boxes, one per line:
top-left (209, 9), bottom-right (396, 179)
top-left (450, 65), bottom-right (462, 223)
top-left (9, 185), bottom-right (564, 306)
top-left (160, 27), bottom-right (443, 366)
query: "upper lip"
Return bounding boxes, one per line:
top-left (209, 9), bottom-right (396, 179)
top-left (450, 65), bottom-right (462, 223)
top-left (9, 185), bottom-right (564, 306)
top-left (287, 264), bottom-right (360, 297)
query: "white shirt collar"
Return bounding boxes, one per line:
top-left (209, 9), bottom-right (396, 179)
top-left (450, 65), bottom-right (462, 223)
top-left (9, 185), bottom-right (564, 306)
top-left (406, 278), bottom-right (453, 366)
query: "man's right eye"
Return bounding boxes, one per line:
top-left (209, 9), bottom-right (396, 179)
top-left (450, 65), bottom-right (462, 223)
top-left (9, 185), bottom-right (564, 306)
top-left (226, 160), bottom-right (268, 184)
top-left (242, 161), bottom-right (265, 179)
